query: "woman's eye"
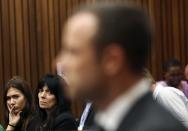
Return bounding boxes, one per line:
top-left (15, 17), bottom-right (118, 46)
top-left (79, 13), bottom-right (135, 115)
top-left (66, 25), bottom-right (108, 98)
top-left (13, 95), bottom-right (19, 99)
top-left (39, 89), bottom-right (43, 92)
top-left (6, 97), bottom-right (10, 101)
top-left (46, 90), bottom-right (52, 94)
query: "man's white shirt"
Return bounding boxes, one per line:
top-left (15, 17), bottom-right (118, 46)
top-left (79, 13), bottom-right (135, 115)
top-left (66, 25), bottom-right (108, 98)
top-left (154, 83), bottom-right (188, 128)
top-left (95, 78), bottom-right (151, 131)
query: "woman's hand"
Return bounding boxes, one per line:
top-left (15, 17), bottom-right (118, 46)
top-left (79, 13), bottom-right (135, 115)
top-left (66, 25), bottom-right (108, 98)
top-left (6, 106), bottom-right (22, 131)
top-left (8, 106), bottom-right (22, 126)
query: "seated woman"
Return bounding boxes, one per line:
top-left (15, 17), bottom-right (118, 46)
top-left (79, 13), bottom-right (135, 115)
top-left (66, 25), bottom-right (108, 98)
top-left (3, 76), bottom-right (34, 131)
top-left (30, 74), bottom-right (77, 130)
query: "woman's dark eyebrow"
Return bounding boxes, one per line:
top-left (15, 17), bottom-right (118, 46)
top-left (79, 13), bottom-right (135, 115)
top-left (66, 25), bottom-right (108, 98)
top-left (7, 93), bottom-right (20, 97)
top-left (44, 87), bottom-right (50, 91)
top-left (46, 89), bottom-right (50, 92)
top-left (12, 94), bottom-right (19, 97)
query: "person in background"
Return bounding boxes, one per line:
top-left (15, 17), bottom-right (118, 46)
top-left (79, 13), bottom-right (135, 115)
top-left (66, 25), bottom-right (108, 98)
top-left (143, 62), bottom-right (188, 128)
top-left (157, 59), bottom-right (188, 98)
top-left (182, 64), bottom-right (188, 97)
top-left (154, 59), bottom-right (188, 128)
top-left (184, 64), bottom-right (188, 82)
top-left (30, 74), bottom-right (77, 131)
top-left (154, 83), bottom-right (188, 128)
top-left (59, 2), bottom-right (186, 131)
top-left (3, 76), bottom-right (34, 131)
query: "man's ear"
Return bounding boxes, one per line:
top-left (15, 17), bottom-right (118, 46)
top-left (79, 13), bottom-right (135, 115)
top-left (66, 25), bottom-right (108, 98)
top-left (101, 44), bottom-right (126, 76)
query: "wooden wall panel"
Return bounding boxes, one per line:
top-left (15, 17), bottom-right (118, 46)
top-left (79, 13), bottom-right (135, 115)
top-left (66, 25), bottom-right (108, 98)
top-left (0, 0), bottom-right (188, 124)
top-left (0, 0), bottom-right (3, 124)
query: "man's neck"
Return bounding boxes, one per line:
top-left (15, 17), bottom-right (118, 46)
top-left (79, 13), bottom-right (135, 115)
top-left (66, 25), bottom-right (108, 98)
top-left (95, 74), bottom-right (143, 111)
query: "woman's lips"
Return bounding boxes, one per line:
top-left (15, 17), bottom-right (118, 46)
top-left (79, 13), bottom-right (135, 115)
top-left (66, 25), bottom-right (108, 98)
top-left (39, 101), bottom-right (47, 105)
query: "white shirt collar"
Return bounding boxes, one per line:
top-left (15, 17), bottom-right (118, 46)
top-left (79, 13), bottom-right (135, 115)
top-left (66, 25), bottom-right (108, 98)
top-left (95, 78), bottom-right (151, 131)
top-left (78, 102), bottom-right (92, 130)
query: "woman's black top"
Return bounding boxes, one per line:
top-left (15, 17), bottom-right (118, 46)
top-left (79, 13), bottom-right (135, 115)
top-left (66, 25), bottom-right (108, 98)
top-left (28, 112), bottom-right (77, 131)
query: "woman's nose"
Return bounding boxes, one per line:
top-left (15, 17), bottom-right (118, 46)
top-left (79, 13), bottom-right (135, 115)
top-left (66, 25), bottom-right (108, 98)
top-left (10, 98), bottom-right (16, 105)
top-left (40, 91), bottom-right (46, 98)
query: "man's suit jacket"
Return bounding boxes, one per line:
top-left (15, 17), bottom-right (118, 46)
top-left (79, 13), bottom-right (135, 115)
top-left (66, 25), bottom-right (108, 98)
top-left (94, 93), bottom-right (187, 131)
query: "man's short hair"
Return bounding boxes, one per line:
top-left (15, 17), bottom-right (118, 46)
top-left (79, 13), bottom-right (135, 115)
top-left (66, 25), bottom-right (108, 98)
top-left (75, 3), bottom-right (152, 73)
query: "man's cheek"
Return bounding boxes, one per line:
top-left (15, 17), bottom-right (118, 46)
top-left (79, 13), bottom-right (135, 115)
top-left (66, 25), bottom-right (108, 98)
top-left (69, 72), bottom-right (83, 89)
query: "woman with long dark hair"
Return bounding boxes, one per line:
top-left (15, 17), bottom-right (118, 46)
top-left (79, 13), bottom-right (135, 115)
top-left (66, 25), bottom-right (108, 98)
top-left (30, 74), bottom-right (77, 131)
top-left (4, 76), bottom-right (34, 131)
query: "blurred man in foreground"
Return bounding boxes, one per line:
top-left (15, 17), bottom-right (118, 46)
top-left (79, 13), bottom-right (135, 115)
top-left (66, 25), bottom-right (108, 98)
top-left (59, 3), bottom-right (186, 131)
